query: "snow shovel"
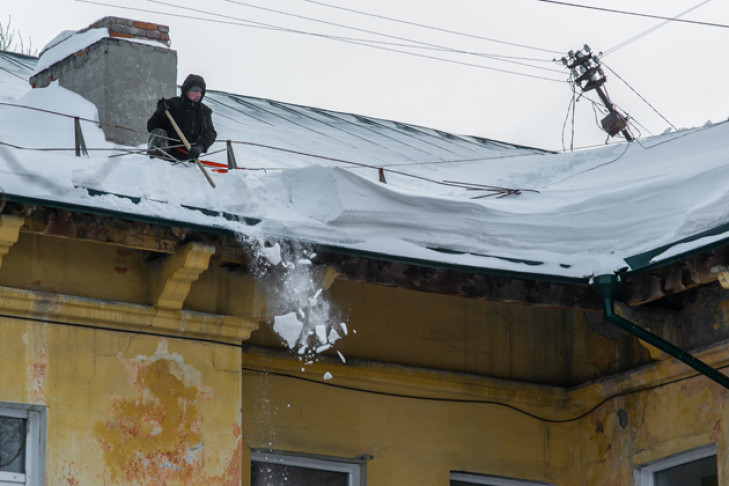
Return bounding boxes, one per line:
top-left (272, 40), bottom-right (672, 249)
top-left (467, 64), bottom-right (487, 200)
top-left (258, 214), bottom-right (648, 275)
top-left (163, 110), bottom-right (216, 188)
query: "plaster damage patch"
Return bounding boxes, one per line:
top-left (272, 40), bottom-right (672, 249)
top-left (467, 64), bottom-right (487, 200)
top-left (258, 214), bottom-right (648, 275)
top-left (94, 338), bottom-right (241, 485)
top-left (23, 331), bottom-right (47, 404)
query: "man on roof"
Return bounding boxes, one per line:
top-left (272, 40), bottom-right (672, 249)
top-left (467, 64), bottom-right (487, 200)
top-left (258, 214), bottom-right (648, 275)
top-left (147, 74), bottom-right (217, 162)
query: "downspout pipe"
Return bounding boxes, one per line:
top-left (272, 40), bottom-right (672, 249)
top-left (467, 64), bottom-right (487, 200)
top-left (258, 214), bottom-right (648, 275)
top-left (592, 274), bottom-right (729, 391)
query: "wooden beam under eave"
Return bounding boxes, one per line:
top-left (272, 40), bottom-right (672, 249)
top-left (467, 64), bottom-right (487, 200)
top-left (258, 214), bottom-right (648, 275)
top-left (619, 246), bottom-right (729, 306)
top-left (153, 242), bottom-right (216, 310)
top-left (7, 203), bottom-right (254, 264)
top-left (318, 253), bottom-right (604, 311)
top-left (0, 215), bottom-right (25, 269)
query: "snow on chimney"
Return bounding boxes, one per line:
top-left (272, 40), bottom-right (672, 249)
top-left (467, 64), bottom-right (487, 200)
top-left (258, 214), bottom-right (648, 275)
top-left (29, 17), bottom-right (177, 147)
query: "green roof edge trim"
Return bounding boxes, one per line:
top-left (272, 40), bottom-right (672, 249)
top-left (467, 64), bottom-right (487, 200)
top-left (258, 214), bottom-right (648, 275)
top-left (623, 221), bottom-right (729, 275)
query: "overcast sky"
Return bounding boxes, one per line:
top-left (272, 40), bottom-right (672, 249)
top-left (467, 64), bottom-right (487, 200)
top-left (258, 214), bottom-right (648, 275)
top-left (3, 0), bottom-right (729, 151)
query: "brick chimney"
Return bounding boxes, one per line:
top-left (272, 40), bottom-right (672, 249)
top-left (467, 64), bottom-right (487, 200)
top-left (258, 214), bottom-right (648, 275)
top-left (29, 17), bottom-right (177, 146)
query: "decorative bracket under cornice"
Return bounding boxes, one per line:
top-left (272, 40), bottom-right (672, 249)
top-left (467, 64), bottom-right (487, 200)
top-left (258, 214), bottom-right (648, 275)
top-left (711, 264), bottom-right (729, 289)
top-left (153, 242), bottom-right (216, 310)
top-left (0, 215), bottom-right (24, 269)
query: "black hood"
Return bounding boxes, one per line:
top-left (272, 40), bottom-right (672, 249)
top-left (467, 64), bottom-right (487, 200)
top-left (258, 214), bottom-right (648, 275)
top-left (181, 74), bottom-right (207, 101)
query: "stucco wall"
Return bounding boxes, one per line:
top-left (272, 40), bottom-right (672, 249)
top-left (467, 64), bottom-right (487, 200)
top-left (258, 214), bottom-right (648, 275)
top-left (0, 316), bottom-right (242, 485)
top-left (577, 372), bottom-right (728, 486)
top-left (240, 353), bottom-right (729, 486)
top-left (241, 369), bottom-right (574, 485)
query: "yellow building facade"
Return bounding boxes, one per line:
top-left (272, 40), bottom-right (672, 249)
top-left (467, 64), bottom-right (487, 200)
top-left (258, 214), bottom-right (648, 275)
top-left (1, 207), bottom-right (727, 485)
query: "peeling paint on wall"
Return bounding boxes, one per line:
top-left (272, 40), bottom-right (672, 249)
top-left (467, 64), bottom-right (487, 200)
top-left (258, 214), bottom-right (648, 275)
top-left (23, 331), bottom-right (47, 404)
top-left (58, 460), bottom-right (81, 486)
top-left (94, 338), bottom-right (241, 485)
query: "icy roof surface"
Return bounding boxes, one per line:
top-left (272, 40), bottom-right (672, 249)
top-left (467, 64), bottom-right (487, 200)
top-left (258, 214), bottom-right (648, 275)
top-left (2, 39), bottom-right (729, 281)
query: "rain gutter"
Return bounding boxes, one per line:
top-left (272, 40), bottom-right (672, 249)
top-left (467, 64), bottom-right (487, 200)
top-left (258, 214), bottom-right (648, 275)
top-left (592, 274), bottom-right (729, 390)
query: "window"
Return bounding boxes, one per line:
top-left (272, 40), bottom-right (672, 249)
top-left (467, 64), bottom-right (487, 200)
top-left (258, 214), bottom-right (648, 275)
top-left (637, 444), bottom-right (717, 486)
top-left (251, 451), bottom-right (362, 486)
top-left (0, 404), bottom-right (45, 486)
top-left (450, 472), bottom-right (554, 486)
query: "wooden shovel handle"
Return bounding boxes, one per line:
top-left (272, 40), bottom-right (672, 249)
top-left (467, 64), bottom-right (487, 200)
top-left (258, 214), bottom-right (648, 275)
top-left (164, 109), bottom-right (215, 189)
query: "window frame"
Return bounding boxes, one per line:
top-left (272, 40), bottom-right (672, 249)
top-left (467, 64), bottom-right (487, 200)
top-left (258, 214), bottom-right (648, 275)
top-left (251, 450), bottom-right (363, 486)
top-left (0, 403), bottom-right (45, 486)
top-left (635, 443), bottom-right (717, 486)
top-left (450, 472), bottom-right (555, 486)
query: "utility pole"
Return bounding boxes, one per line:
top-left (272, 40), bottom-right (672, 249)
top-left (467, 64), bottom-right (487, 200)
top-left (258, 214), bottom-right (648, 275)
top-left (561, 45), bottom-right (633, 142)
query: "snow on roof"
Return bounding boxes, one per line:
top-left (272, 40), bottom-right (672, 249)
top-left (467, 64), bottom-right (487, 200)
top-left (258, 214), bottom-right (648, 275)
top-left (2, 42), bottom-right (729, 282)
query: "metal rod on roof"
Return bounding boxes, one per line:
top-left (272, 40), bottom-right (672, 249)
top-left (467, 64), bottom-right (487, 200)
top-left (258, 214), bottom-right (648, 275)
top-left (74, 117), bottom-right (88, 157)
top-left (226, 140), bottom-right (239, 170)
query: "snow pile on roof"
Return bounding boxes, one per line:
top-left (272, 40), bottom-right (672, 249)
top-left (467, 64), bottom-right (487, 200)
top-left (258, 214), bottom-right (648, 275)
top-left (2, 41), bottom-right (729, 281)
top-left (32, 28), bottom-right (109, 75)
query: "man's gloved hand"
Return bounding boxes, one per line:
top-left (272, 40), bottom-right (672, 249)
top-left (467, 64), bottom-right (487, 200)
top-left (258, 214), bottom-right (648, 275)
top-left (187, 145), bottom-right (203, 160)
top-left (156, 98), bottom-right (170, 112)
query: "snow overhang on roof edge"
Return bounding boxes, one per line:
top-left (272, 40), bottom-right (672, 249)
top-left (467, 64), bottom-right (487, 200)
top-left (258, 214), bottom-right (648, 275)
top-left (3, 192), bottom-right (590, 286)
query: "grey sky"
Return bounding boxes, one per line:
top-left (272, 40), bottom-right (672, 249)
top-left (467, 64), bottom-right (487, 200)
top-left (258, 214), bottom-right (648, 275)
top-left (3, 0), bottom-right (729, 150)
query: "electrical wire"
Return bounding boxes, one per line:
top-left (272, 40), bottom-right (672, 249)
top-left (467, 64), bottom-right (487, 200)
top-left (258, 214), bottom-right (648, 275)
top-left (240, 364), bottom-right (720, 424)
top-left (218, 0), bottom-right (564, 73)
top-left (149, 0), bottom-right (566, 77)
top-left (72, 0), bottom-right (566, 83)
top-left (303, 0), bottom-right (563, 56)
top-left (0, 101), bottom-right (533, 197)
top-left (226, 138), bottom-right (531, 195)
top-left (561, 81), bottom-right (577, 152)
top-left (601, 62), bottom-right (677, 130)
top-left (603, 0), bottom-right (714, 56)
top-left (536, 0), bottom-right (729, 29)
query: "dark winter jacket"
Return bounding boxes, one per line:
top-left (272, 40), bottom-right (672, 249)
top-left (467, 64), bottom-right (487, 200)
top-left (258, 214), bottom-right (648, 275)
top-left (147, 74), bottom-right (217, 160)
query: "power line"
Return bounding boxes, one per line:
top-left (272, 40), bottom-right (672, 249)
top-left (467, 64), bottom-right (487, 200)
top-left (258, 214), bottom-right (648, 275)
top-left (241, 364), bottom-right (714, 424)
top-left (603, 0), bottom-right (714, 55)
top-left (158, 0), bottom-right (564, 75)
top-left (144, 0), bottom-right (567, 81)
top-left (600, 62), bottom-right (677, 130)
top-left (304, 0), bottom-right (562, 55)
top-left (536, 0), bottom-right (729, 29)
top-left (74, 0), bottom-right (566, 82)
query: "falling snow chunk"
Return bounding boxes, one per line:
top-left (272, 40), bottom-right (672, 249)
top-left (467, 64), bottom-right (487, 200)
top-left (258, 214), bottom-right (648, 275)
top-left (315, 324), bottom-right (328, 344)
top-left (316, 344), bottom-right (332, 354)
top-left (328, 329), bottom-right (341, 343)
top-left (337, 351), bottom-right (346, 363)
top-left (262, 243), bottom-right (282, 266)
top-left (339, 323), bottom-right (348, 336)
top-left (308, 288), bottom-right (323, 307)
top-left (272, 312), bottom-right (303, 349)
top-left (323, 372), bottom-right (333, 381)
